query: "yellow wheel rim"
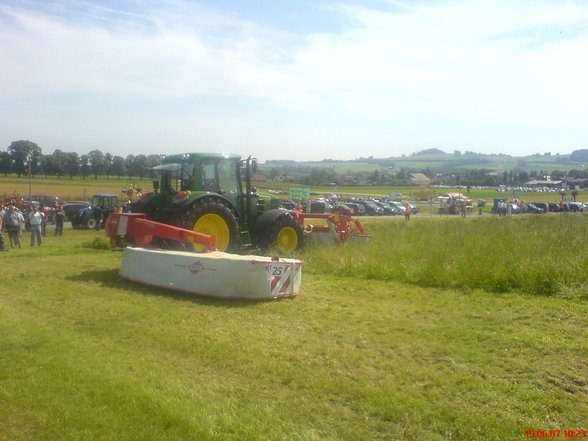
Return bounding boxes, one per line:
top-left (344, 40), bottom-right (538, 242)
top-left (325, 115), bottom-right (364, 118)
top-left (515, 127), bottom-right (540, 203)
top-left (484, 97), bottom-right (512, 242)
top-left (194, 214), bottom-right (230, 251)
top-left (277, 226), bottom-right (298, 253)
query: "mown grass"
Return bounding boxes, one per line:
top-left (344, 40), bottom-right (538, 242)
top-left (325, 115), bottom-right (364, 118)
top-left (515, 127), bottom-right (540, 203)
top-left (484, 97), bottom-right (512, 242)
top-left (304, 215), bottom-right (588, 297)
top-left (1, 221), bottom-right (587, 440)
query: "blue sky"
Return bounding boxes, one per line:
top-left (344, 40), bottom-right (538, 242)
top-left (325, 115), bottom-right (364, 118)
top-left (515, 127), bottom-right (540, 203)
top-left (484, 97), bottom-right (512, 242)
top-left (1, 0), bottom-right (587, 161)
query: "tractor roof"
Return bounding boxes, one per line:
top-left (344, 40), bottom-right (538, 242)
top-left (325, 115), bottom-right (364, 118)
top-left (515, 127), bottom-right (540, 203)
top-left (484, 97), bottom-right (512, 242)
top-left (162, 153), bottom-right (241, 163)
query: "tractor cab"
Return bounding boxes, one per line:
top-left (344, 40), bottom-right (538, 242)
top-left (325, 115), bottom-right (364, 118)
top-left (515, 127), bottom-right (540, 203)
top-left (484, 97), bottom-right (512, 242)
top-left (91, 194), bottom-right (119, 212)
top-left (149, 153), bottom-right (246, 217)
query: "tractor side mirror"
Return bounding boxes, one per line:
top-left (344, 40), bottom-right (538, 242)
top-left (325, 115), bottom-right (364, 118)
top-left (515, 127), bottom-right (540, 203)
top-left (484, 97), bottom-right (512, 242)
top-left (252, 160), bottom-right (258, 173)
top-left (152, 180), bottom-right (160, 192)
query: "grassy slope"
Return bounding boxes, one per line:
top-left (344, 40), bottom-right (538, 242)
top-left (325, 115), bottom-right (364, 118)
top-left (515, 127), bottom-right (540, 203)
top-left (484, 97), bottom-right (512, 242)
top-left (268, 153), bottom-right (582, 173)
top-left (1, 223), bottom-right (587, 441)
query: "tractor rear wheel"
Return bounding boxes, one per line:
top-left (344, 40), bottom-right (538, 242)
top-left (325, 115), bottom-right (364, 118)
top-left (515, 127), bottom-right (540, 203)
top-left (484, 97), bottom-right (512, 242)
top-left (263, 214), bottom-right (303, 255)
top-left (181, 199), bottom-right (240, 252)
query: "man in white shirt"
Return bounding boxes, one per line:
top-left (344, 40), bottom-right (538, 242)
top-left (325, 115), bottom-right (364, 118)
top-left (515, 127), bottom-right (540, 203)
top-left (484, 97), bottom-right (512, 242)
top-left (29, 207), bottom-right (43, 247)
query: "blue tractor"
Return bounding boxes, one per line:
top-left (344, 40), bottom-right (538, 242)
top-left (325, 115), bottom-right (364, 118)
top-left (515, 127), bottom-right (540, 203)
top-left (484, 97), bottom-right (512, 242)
top-left (71, 194), bottom-right (120, 229)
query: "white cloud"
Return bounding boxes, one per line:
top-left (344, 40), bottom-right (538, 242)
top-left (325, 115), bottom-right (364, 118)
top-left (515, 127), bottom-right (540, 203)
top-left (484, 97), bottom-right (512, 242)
top-left (0, 0), bottom-right (587, 159)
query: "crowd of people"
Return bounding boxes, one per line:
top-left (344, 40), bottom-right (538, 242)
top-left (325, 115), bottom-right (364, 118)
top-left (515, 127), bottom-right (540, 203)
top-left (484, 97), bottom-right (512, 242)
top-left (0, 203), bottom-right (66, 251)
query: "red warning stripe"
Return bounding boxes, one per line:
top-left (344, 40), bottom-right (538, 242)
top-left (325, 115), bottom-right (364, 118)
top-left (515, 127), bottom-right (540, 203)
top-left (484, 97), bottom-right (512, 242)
top-left (278, 276), bottom-right (291, 293)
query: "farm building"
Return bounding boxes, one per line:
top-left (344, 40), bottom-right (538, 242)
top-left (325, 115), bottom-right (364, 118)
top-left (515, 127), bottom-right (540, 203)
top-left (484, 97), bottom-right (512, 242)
top-left (524, 179), bottom-right (564, 189)
top-left (409, 173), bottom-right (432, 186)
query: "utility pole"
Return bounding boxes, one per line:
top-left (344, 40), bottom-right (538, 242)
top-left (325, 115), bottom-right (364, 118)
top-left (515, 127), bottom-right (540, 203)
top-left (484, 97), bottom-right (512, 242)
top-left (28, 153), bottom-right (32, 199)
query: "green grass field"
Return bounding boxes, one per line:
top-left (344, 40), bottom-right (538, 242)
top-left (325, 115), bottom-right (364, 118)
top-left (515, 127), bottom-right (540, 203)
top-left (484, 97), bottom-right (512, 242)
top-left (1, 214), bottom-right (587, 440)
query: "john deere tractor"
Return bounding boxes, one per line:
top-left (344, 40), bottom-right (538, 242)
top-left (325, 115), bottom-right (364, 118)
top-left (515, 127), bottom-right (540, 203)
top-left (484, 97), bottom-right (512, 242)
top-left (128, 153), bottom-right (303, 254)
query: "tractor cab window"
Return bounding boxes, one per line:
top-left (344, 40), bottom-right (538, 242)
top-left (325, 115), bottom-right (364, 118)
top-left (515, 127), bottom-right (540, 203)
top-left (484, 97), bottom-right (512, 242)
top-left (154, 163), bottom-right (194, 193)
top-left (202, 160), bottom-right (220, 192)
top-left (201, 158), bottom-right (239, 206)
top-left (201, 159), bottom-right (239, 194)
top-left (218, 159), bottom-right (239, 196)
top-left (177, 163), bottom-right (194, 191)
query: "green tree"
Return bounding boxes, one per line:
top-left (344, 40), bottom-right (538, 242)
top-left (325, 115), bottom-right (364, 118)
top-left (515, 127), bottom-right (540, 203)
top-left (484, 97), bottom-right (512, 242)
top-left (88, 149), bottom-right (107, 179)
top-left (130, 155), bottom-right (149, 179)
top-left (125, 154), bottom-right (135, 176)
top-left (80, 155), bottom-right (90, 179)
top-left (104, 153), bottom-right (113, 179)
top-left (51, 149), bottom-right (68, 179)
top-left (41, 154), bottom-right (55, 178)
top-left (111, 156), bottom-right (127, 179)
top-left (0, 151), bottom-right (11, 176)
top-left (66, 152), bottom-right (80, 178)
top-left (7, 140), bottom-right (42, 177)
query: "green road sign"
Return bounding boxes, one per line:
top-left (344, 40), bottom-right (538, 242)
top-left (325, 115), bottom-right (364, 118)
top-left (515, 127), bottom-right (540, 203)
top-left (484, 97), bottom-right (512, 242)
top-left (289, 187), bottom-right (310, 201)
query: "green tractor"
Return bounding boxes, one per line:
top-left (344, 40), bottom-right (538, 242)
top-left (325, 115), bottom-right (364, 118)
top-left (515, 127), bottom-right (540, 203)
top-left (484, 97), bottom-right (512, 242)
top-left (128, 153), bottom-right (303, 254)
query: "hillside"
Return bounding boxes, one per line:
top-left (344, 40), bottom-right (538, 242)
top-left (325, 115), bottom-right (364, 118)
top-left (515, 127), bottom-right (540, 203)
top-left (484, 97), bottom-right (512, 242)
top-left (263, 151), bottom-right (584, 175)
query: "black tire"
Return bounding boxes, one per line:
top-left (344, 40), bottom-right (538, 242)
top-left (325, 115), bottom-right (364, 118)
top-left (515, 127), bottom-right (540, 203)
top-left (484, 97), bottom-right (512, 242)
top-left (179, 198), bottom-right (240, 252)
top-left (86, 217), bottom-right (97, 229)
top-left (262, 213), bottom-right (303, 255)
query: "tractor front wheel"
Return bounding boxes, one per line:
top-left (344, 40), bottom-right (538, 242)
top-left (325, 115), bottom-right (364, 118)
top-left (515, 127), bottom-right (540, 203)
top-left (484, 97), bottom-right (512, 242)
top-left (86, 217), bottom-right (97, 230)
top-left (180, 199), bottom-right (240, 252)
top-left (263, 214), bottom-right (303, 255)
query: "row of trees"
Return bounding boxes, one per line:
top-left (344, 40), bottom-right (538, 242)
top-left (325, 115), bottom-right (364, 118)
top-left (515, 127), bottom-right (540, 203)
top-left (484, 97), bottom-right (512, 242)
top-left (0, 140), bottom-right (163, 179)
top-left (3, 140), bottom-right (588, 186)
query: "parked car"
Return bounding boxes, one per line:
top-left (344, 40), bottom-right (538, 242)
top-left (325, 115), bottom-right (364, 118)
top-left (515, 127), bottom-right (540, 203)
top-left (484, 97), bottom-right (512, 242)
top-left (278, 199), bottom-right (296, 210)
top-left (373, 201), bottom-right (397, 215)
top-left (62, 201), bottom-right (91, 221)
top-left (23, 194), bottom-right (64, 207)
top-left (357, 200), bottom-right (383, 215)
top-left (310, 200), bottom-right (331, 214)
top-left (331, 203), bottom-right (352, 214)
top-left (345, 202), bottom-right (365, 216)
top-left (532, 202), bottom-right (550, 212)
top-left (387, 201), bottom-right (407, 214)
top-left (569, 202), bottom-right (585, 212)
top-left (548, 203), bottom-right (561, 212)
top-left (523, 203), bottom-right (544, 213)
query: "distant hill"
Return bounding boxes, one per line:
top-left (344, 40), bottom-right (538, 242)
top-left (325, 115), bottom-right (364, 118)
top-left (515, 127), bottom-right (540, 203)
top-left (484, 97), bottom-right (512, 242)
top-left (264, 150), bottom-right (586, 175)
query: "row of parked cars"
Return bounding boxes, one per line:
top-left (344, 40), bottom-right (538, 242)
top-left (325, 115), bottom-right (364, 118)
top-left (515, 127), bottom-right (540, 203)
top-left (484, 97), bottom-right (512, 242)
top-left (518, 202), bottom-right (586, 214)
top-left (278, 198), bottom-right (418, 216)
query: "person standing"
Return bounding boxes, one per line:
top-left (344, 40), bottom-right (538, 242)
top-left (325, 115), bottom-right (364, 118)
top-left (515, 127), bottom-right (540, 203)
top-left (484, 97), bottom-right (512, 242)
top-left (0, 206), bottom-right (6, 251)
top-left (404, 203), bottom-right (411, 220)
top-left (93, 207), bottom-right (102, 231)
top-left (54, 206), bottom-right (65, 236)
top-left (5, 206), bottom-right (22, 248)
top-left (29, 207), bottom-right (43, 247)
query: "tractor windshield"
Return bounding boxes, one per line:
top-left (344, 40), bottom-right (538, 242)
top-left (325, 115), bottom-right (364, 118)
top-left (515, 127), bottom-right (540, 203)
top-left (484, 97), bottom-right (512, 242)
top-left (201, 158), bottom-right (240, 207)
top-left (153, 163), bottom-right (194, 193)
top-left (202, 159), bottom-right (238, 193)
